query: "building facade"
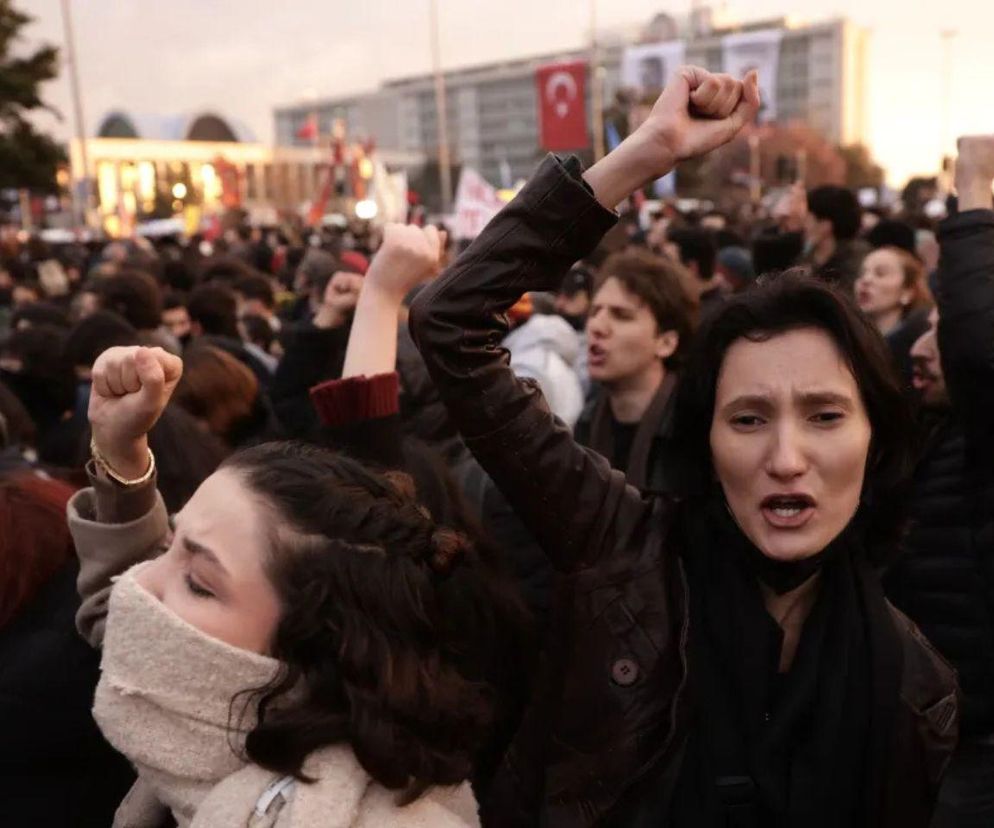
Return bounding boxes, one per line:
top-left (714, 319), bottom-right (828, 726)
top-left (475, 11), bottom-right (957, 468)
top-left (71, 110), bottom-right (423, 235)
top-left (274, 15), bottom-right (867, 191)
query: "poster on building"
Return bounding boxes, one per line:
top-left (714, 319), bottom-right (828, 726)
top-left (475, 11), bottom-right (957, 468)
top-left (535, 60), bottom-right (589, 151)
top-left (721, 29), bottom-right (783, 123)
top-left (452, 167), bottom-right (505, 240)
top-left (620, 40), bottom-right (687, 93)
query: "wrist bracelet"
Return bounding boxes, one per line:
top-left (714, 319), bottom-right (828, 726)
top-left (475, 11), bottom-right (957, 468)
top-left (90, 438), bottom-right (156, 487)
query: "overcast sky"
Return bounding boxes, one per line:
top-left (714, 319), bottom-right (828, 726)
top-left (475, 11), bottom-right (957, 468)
top-left (22, 0), bottom-right (994, 185)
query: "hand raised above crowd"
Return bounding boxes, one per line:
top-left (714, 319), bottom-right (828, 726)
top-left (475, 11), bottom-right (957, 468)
top-left (313, 271), bottom-right (365, 329)
top-left (956, 135), bottom-right (994, 211)
top-left (646, 67), bottom-right (761, 166)
top-left (583, 67), bottom-right (760, 209)
top-left (366, 223), bottom-right (447, 301)
top-left (89, 346), bottom-right (182, 479)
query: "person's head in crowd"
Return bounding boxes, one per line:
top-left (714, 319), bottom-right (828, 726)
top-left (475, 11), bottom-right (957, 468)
top-left (146, 404), bottom-right (230, 513)
top-left (277, 245), bottom-right (307, 290)
top-left (587, 249), bottom-right (694, 393)
top-left (173, 344), bottom-right (259, 446)
top-left (295, 248), bottom-right (339, 312)
top-left (865, 219), bottom-right (917, 257)
top-left (232, 274), bottom-right (276, 322)
top-left (125, 437), bottom-right (529, 793)
top-left (162, 258), bottom-right (194, 293)
top-left (65, 311), bottom-right (139, 380)
top-left (861, 206), bottom-right (887, 234)
top-left (854, 247), bottom-right (932, 336)
top-left (714, 246), bottom-right (756, 294)
top-left (70, 284), bottom-right (103, 323)
top-left (10, 302), bottom-right (69, 331)
top-left (12, 279), bottom-right (42, 309)
top-left (161, 293), bottom-right (192, 346)
top-left (0, 325), bottom-right (76, 435)
top-left (91, 270), bottom-right (164, 333)
top-left (0, 379), bottom-right (37, 457)
top-left (714, 227), bottom-right (747, 251)
top-left (239, 314), bottom-right (276, 356)
top-left (671, 270), bottom-right (914, 559)
top-left (0, 475), bottom-right (76, 630)
top-left (752, 228), bottom-right (805, 275)
top-left (667, 227), bottom-right (718, 296)
top-left (909, 307), bottom-right (949, 410)
top-left (186, 284), bottom-right (240, 341)
top-left (805, 185), bottom-right (862, 254)
top-left (199, 255), bottom-right (259, 287)
top-left (554, 266), bottom-right (594, 332)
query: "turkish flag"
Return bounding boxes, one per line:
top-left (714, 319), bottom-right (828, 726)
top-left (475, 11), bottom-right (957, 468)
top-left (296, 113), bottom-right (318, 141)
top-left (536, 61), bottom-right (588, 151)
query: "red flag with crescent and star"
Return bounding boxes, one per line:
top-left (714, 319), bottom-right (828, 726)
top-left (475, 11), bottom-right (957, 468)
top-left (536, 60), bottom-right (589, 151)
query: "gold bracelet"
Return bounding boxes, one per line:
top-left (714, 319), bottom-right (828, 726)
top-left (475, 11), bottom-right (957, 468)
top-left (90, 438), bottom-right (156, 487)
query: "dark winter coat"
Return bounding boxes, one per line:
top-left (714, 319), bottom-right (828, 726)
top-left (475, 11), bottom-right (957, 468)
top-left (885, 209), bottom-right (994, 739)
top-left (0, 560), bottom-right (135, 825)
top-left (409, 154), bottom-right (959, 827)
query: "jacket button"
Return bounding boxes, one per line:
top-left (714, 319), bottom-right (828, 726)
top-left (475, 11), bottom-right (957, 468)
top-left (611, 658), bottom-right (640, 686)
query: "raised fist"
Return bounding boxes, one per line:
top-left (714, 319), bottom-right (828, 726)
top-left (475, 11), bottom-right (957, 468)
top-left (89, 346), bottom-right (182, 478)
top-left (639, 66), bottom-right (760, 172)
top-left (314, 271), bottom-right (365, 329)
top-left (366, 223), bottom-right (447, 300)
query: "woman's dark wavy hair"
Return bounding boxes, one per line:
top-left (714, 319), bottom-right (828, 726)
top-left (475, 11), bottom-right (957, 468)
top-left (223, 441), bottom-right (531, 797)
top-left (669, 269), bottom-right (915, 562)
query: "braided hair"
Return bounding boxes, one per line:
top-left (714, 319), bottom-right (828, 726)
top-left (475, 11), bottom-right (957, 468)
top-left (223, 441), bottom-right (530, 796)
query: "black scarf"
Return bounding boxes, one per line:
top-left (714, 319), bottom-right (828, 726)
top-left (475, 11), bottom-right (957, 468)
top-left (669, 496), bottom-right (902, 828)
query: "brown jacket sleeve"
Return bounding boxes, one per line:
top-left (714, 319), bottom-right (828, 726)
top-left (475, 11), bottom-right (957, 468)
top-left (67, 463), bottom-right (169, 648)
top-left (409, 154), bottom-right (655, 573)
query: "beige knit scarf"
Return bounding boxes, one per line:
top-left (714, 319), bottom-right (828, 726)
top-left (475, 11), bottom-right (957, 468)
top-left (93, 565), bottom-right (479, 828)
top-left (93, 564), bottom-right (282, 827)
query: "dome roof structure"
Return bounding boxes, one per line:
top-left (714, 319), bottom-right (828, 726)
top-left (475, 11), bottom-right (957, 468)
top-left (96, 111), bottom-right (255, 143)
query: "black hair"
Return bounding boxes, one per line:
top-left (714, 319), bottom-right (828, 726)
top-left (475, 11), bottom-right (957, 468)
top-left (224, 441), bottom-right (531, 797)
top-left (240, 314), bottom-right (275, 353)
top-left (10, 302), bottom-right (70, 330)
top-left (233, 274), bottom-right (276, 310)
top-left (64, 310), bottom-right (139, 369)
top-left (752, 230), bottom-right (804, 275)
top-left (198, 256), bottom-right (260, 286)
top-left (93, 270), bottom-right (164, 331)
top-left (808, 186), bottom-right (862, 242)
top-left (667, 227), bottom-right (717, 280)
top-left (163, 291), bottom-right (188, 312)
top-left (187, 284), bottom-right (240, 340)
top-left (669, 270), bottom-right (914, 560)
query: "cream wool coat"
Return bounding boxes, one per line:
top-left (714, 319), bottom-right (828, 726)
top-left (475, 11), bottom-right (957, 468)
top-left (67, 479), bottom-right (480, 828)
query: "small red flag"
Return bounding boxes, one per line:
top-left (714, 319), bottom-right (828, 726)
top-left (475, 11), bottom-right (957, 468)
top-left (536, 61), bottom-right (588, 151)
top-left (296, 113), bottom-right (318, 141)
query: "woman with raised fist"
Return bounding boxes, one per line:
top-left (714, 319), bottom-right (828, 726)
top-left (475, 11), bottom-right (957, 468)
top-left (410, 67), bottom-right (958, 826)
top-left (68, 344), bottom-right (528, 827)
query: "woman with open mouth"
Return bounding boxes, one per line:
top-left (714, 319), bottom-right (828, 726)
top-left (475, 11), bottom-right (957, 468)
top-left (409, 67), bottom-right (958, 827)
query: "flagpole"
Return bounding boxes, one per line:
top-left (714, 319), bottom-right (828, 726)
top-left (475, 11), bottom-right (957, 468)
top-left (590, 0), bottom-right (605, 161)
top-left (429, 0), bottom-right (453, 213)
top-left (60, 0), bottom-right (92, 230)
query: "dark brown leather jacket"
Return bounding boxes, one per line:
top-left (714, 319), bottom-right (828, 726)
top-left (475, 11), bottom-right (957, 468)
top-left (409, 155), bottom-right (958, 827)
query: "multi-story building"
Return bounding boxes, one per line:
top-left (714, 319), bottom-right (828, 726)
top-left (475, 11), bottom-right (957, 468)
top-left (71, 109), bottom-right (423, 235)
top-left (274, 14), bottom-right (867, 195)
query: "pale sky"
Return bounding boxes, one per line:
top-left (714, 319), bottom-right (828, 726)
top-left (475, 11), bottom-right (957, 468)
top-left (22, 0), bottom-right (994, 186)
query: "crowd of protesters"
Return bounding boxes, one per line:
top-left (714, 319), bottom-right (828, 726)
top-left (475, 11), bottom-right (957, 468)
top-left (2, 66), bottom-right (993, 827)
